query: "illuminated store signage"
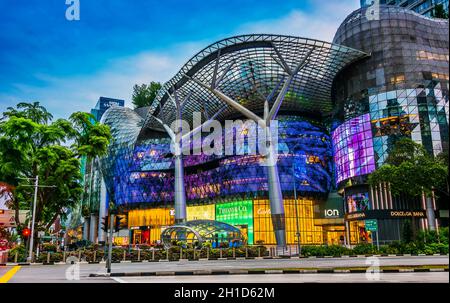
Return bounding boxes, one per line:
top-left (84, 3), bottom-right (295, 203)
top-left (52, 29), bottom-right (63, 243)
top-left (324, 209), bottom-right (340, 218)
top-left (187, 204), bottom-right (215, 221)
top-left (315, 192), bottom-right (344, 219)
top-left (345, 210), bottom-right (428, 221)
top-left (216, 200), bottom-right (254, 244)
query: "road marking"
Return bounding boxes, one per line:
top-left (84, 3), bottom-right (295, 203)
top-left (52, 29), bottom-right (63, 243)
top-left (111, 277), bottom-right (128, 283)
top-left (0, 266), bottom-right (21, 283)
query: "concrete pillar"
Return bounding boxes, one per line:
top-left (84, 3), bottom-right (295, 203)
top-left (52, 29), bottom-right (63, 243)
top-left (425, 196), bottom-right (436, 231)
top-left (89, 215), bottom-right (97, 243)
top-left (82, 218), bottom-right (89, 240)
top-left (373, 184), bottom-right (379, 210)
top-left (98, 177), bottom-right (107, 243)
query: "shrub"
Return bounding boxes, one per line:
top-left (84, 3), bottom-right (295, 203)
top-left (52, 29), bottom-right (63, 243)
top-left (7, 245), bottom-right (27, 262)
top-left (37, 252), bottom-right (64, 263)
top-left (83, 249), bottom-right (105, 262)
top-left (352, 243), bottom-right (376, 255)
top-left (41, 243), bottom-right (57, 252)
top-left (423, 243), bottom-right (448, 254)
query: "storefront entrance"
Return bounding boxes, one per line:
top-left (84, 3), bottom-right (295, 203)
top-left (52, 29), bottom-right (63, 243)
top-left (323, 226), bottom-right (345, 246)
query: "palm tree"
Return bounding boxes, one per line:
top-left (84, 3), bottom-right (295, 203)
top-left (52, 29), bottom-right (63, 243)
top-left (17, 102), bottom-right (53, 124)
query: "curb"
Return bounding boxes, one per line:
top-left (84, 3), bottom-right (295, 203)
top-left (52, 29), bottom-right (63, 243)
top-left (6, 253), bottom-right (448, 267)
top-left (89, 266), bottom-right (449, 277)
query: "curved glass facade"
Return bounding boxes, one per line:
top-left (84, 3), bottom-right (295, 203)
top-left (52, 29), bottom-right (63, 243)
top-left (332, 6), bottom-right (449, 185)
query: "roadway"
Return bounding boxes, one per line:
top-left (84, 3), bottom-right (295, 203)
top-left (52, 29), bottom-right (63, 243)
top-left (1, 255), bottom-right (448, 283)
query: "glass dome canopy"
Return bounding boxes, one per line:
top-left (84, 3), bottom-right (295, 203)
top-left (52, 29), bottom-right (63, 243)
top-left (161, 220), bottom-right (244, 248)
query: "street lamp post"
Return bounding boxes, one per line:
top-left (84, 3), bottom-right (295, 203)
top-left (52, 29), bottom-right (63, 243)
top-left (291, 165), bottom-right (302, 256)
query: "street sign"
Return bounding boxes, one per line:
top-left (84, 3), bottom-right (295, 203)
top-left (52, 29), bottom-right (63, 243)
top-left (365, 219), bottom-right (378, 231)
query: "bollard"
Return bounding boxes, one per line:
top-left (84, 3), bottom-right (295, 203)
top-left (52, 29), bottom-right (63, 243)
top-left (258, 247), bottom-right (261, 258)
top-left (193, 248), bottom-right (196, 260)
top-left (233, 247), bottom-right (235, 258)
top-left (123, 250), bottom-right (126, 261)
top-left (289, 246), bottom-right (291, 256)
top-left (14, 251), bottom-right (18, 263)
top-left (78, 250), bottom-right (81, 261)
top-left (63, 251), bottom-right (66, 263)
top-left (137, 249), bottom-right (141, 261)
top-left (207, 247), bottom-right (210, 259)
top-left (93, 250), bottom-right (97, 262)
top-left (220, 248), bottom-right (223, 258)
top-left (166, 249), bottom-right (169, 261)
top-left (245, 247), bottom-right (248, 258)
top-left (180, 247), bottom-right (183, 260)
top-left (47, 252), bottom-right (51, 264)
top-left (152, 249), bottom-right (155, 261)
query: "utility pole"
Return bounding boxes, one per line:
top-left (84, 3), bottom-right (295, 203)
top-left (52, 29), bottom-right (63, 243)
top-left (107, 213), bottom-right (114, 274)
top-left (292, 165), bottom-right (301, 257)
top-left (27, 175), bottom-right (39, 263)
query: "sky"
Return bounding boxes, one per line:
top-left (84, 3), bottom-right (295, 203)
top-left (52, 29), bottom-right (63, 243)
top-left (0, 0), bottom-right (360, 119)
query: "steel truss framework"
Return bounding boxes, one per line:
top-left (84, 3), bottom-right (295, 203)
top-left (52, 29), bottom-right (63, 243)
top-left (143, 34), bottom-right (368, 131)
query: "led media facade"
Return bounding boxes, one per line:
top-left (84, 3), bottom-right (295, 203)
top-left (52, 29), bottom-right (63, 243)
top-left (107, 117), bottom-right (333, 206)
top-left (346, 192), bottom-right (370, 213)
top-left (332, 114), bottom-right (376, 184)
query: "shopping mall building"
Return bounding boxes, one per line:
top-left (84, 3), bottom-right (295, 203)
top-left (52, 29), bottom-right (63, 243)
top-left (78, 5), bottom-right (449, 247)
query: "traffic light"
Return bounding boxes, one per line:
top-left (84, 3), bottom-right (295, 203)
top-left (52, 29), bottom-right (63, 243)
top-left (101, 216), bottom-right (109, 232)
top-left (22, 228), bottom-right (31, 238)
top-left (114, 216), bottom-right (124, 232)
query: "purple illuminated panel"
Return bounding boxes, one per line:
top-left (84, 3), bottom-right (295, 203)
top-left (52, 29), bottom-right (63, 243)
top-left (332, 114), bottom-right (375, 184)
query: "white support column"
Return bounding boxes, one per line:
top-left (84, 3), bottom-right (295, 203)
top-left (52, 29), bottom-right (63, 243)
top-left (153, 91), bottom-right (226, 224)
top-left (82, 218), bottom-right (89, 240)
top-left (426, 194), bottom-right (436, 231)
top-left (369, 185), bottom-right (375, 210)
top-left (89, 214), bottom-right (97, 243)
top-left (387, 183), bottom-right (392, 209)
top-left (98, 175), bottom-right (107, 243)
top-left (174, 146), bottom-right (187, 224)
top-left (373, 184), bottom-right (379, 210)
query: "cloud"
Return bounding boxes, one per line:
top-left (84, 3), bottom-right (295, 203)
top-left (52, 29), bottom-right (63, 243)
top-left (236, 0), bottom-right (360, 42)
top-left (0, 42), bottom-right (206, 119)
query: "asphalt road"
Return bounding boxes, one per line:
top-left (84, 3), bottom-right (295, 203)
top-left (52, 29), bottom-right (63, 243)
top-left (111, 272), bottom-right (449, 283)
top-left (2, 255), bottom-right (448, 283)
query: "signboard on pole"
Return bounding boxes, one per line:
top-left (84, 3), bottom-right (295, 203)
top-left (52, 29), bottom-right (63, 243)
top-left (0, 210), bottom-right (29, 227)
top-left (365, 219), bottom-right (378, 231)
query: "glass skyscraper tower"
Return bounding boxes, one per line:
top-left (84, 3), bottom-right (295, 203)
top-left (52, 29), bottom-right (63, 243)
top-left (361, 0), bottom-right (449, 17)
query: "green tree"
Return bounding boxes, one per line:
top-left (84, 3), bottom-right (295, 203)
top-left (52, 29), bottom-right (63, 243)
top-left (131, 82), bottom-right (162, 108)
top-left (0, 103), bottom-right (111, 248)
top-left (433, 4), bottom-right (449, 19)
top-left (368, 138), bottom-right (448, 197)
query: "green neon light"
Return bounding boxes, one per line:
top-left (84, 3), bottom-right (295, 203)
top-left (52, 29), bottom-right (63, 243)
top-left (215, 200), bottom-right (254, 245)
